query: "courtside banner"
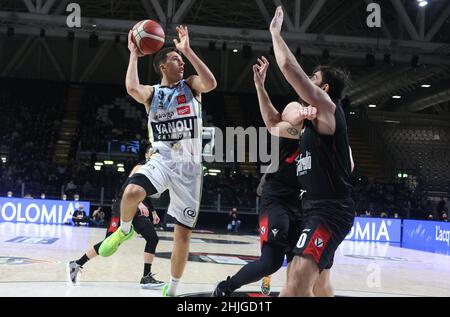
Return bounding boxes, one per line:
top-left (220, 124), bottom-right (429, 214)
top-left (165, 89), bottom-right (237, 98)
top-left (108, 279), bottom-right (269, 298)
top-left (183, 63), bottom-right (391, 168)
top-left (403, 219), bottom-right (450, 254)
top-left (0, 197), bottom-right (90, 225)
top-left (345, 217), bottom-right (402, 243)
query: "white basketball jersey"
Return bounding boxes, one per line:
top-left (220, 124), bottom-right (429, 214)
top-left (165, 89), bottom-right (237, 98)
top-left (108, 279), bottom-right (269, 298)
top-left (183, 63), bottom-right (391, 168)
top-left (148, 80), bottom-right (202, 163)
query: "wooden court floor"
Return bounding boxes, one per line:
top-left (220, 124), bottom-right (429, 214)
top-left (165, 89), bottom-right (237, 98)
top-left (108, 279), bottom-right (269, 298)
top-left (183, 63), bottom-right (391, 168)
top-left (1, 222), bottom-right (450, 297)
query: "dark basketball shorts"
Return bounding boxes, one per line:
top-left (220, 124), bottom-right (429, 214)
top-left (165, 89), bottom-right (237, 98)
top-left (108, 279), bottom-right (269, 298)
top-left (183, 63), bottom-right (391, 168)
top-left (293, 197), bottom-right (355, 270)
top-left (259, 197), bottom-right (303, 263)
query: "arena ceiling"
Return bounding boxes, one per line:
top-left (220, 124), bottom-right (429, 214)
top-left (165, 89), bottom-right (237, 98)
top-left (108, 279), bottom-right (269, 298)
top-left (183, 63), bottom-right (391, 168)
top-left (0, 0), bottom-right (449, 113)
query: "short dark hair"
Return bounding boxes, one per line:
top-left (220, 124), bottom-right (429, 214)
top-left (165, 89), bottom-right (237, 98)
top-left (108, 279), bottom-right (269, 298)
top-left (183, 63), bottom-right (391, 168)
top-left (153, 47), bottom-right (181, 77)
top-left (312, 66), bottom-right (349, 101)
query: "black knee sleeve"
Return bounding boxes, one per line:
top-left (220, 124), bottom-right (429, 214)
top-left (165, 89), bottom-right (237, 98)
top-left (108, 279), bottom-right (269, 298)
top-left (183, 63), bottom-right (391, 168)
top-left (259, 244), bottom-right (285, 275)
top-left (140, 225), bottom-right (159, 254)
top-left (127, 174), bottom-right (158, 197)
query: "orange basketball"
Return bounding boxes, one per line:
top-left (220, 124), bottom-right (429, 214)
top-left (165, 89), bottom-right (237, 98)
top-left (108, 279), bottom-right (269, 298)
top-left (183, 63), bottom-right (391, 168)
top-left (131, 20), bottom-right (165, 55)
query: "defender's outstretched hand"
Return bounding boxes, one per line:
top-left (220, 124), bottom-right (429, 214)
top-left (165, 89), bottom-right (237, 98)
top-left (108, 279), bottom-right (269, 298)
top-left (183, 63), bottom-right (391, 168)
top-left (270, 6), bottom-right (284, 36)
top-left (253, 56), bottom-right (270, 88)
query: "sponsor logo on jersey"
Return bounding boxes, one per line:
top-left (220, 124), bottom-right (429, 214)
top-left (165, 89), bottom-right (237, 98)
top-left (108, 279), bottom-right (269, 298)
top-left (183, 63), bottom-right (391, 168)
top-left (271, 228), bottom-right (279, 237)
top-left (151, 117), bottom-right (196, 141)
top-left (177, 94), bottom-right (187, 105)
top-left (155, 111), bottom-right (175, 121)
top-left (296, 151), bottom-right (312, 176)
top-left (177, 106), bottom-right (191, 116)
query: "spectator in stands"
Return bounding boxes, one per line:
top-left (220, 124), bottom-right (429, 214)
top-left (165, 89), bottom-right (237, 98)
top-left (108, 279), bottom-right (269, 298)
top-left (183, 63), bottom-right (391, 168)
top-left (427, 214), bottom-right (434, 220)
top-left (65, 179), bottom-right (77, 198)
top-left (227, 207), bottom-right (241, 233)
top-left (72, 205), bottom-right (88, 226)
top-left (441, 212), bottom-right (448, 222)
top-left (91, 206), bottom-right (106, 227)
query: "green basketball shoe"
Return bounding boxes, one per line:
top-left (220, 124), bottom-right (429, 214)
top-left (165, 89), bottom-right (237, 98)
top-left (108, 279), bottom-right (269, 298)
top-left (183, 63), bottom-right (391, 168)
top-left (98, 225), bottom-right (135, 257)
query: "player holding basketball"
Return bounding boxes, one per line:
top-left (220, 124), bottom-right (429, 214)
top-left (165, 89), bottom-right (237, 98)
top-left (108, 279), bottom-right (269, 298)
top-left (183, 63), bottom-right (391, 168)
top-left (99, 25), bottom-right (217, 297)
top-left (68, 145), bottom-right (164, 289)
top-left (269, 6), bottom-right (355, 297)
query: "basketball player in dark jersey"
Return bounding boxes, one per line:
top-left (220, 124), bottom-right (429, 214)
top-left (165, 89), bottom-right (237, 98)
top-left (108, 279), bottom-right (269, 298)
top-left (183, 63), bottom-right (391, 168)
top-left (67, 146), bottom-right (164, 289)
top-left (212, 139), bottom-right (302, 297)
top-left (270, 6), bottom-right (355, 296)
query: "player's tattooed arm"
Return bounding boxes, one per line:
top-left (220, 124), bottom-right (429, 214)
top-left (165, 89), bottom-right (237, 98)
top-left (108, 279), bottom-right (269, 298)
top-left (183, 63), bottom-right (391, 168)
top-left (287, 127), bottom-right (299, 136)
top-left (253, 57), bottom-right (301, 140)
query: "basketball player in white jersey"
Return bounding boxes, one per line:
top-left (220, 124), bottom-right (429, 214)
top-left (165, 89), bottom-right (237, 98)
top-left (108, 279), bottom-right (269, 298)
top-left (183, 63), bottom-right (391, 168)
top-left (99, 25), bottom-right (217, 297)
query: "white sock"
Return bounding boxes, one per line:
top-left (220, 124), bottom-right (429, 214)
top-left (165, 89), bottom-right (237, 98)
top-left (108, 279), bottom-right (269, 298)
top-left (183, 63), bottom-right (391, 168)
top-left (120, 220), bottom-right (132, 234)
top-left (167, 276), bottom-right (180, 296)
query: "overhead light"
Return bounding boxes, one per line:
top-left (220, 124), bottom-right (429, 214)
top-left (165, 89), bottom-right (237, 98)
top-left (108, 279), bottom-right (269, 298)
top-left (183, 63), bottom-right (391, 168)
top-left (418, 1), bottom-right (428, 7)
top-left (94, 166), bottom-right (102, 171)
top-left (421, 84), bottom-right (431, 88)
top-left (209, 169), bottom-right (221, 173)
top-left (92, 24), bottom-right (97, 28)
top-left (392, 95), bottom-right (401, 99)
top-left (104, 160), bottom-right (114, 165)
top-left (398, 173), bottom-right (403, 178)
top-left (385, 120), bottom-right (401, 124)
top-left (403, 173), bottom-right (408, 178)
top-left (368, 104), bottom-right (377, 108)
top-left (349, 111), bottom-right (356, 115)
top-left (232, 49), bottom-right (238, 53)
top-left (95, 162), bottom-right (104, 166)
top-left (117, 163), bottom-right (124, 167)
top-left (209, 172), bottom-right (218, 176)
top-left (118, 167), bottom-right (125, 172)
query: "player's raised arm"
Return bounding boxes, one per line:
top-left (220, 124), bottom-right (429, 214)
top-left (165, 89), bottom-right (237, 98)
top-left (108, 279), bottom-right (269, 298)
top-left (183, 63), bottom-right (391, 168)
top-left (174, 25), bottom-right (217, 94)
top-left (270, 6), bottom-right (336, 134)
top-left (253, 56), bottom-right (304, 139)
top-left (125, 30), bottom-right (154, 111)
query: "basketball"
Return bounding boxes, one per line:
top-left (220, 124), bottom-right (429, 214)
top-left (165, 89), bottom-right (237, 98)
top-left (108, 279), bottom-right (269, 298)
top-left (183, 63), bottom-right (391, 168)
top-left (131, 20), bottom-right (165, 55)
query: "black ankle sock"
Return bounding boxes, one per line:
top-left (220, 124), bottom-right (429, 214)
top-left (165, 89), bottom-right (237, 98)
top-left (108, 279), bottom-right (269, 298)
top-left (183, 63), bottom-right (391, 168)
top-left (76, 254), bottom-right (89, 266)
top-left (144, 263), bottom-right (152, 276)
